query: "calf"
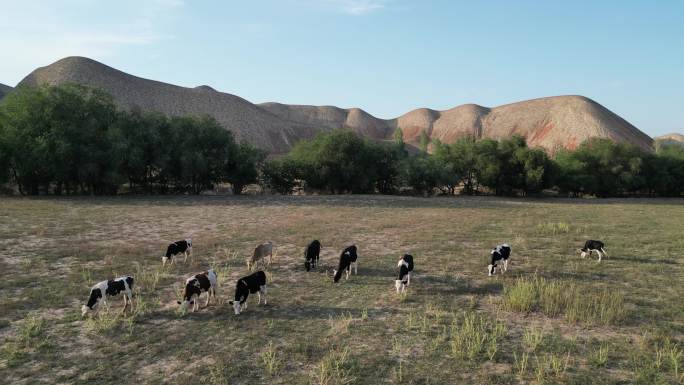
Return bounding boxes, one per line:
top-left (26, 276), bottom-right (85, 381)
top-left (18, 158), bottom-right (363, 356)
top-left (488, 244), bottom-right (511, 276)
top-left (304, 240), bottom-right (321, 271)
top-left (81, 276), bottom-right (134, 316)
top-left (333, 245), bottom-right (358, 283)
top-left (395, 254), bottom-right (414, 293)
top-left (580, 240), bottom-right (607, 262)
top-left (247, 242), bottom-right (274, 270)
top-left (163, 239), bottom-right (192, 266)
top-left (229, 270), bottom-right (267, 315)
top-left (177, 270), bottom-right (217, 312)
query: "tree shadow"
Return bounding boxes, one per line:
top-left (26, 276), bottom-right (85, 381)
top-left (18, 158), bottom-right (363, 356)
top-left (15, 194), bottom-right (684, 209)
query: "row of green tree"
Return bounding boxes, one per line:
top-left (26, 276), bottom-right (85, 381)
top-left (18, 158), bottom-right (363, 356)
top-left (2, 84), bottom-right (683, 197)
top-left (262, 129), bottom-right (684, 197)
top-left (0, 84), bottom-right (264, 195)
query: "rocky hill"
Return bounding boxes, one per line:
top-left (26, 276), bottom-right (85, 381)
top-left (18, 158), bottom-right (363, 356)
top-left (14, 56), bottom-right (654, 153)
top-left (0, 83), bottom-right (12, 101)
top-left (655, 133), bottom-right (684, 148)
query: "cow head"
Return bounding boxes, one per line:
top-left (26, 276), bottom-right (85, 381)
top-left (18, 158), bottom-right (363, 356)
top-left (177, 279), bottom-right (200, 309)
top-left (228, 300), bottom-right (242, 315)
top-left (305, 261), bottom-right (311, 272)
top-left (579, 248), bottom-right (588, 258)
top-left (488, 264), bottom-right (496, 276)
top-left (82, 287), bottom-right (103, 317)
top-left (176, 299), bottom-right (195, 310)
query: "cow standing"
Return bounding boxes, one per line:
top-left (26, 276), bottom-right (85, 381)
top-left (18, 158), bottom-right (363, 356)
top-left (248, 242), bottom-right (274, 270)
top-left (333, 245), bottom-right (358, 283)
top-left (229, 270), bottom-right (267, 315)
top-left (580, 240), bottom-right (607, 262)
top-left (304, 240), bottom-right (321, 271)
top-left (488, 244), bottom-right (511, 276)
top-left (177, 270), bottom-right (217, 312)
top-left (395, 254), bottom-right (414, 294)
top-left (163, 239), bottom-right (192, 266)
top-left (81, 276), bottom-right (134, 316)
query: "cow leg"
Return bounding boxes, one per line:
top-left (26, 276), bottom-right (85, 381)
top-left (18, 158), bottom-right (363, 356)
top-left (407, 272), bottom-right (411, 286)
top-left (597, 250), bottom-right (603, 262)
top-left (395, 280), bottom-right (401, 293)
top-left (346, 268), bottom-right (350, 280)
top-left (262, 286), bottom-right (267, 305)
top-left (125, 288), bottom-right (133, 313)
top-left (257, 291), bottom-right (262, 305)
top-left (184, 251), bottom-right (188, 263)
top-left (354, 261), bottom-right (358, 275)
top-left (504, 259), bottom-right (508, 272)
top-left (205, 291), bottom-right (210, 307)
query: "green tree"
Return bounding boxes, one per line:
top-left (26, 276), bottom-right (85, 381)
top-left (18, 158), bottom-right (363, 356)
top-left (228, 143), bottom-right (266, 194)
top-left (261, 158), bottom-right (299, 194)
top-left (419, 129), bottom-right (430, 153)
top-left (401, 154), bottom-right (442, 195)
top-left (0, 84), bottom-right (118, 194)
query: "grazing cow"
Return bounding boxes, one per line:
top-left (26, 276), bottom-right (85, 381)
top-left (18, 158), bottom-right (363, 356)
top-left (488, 244), bottom-right (511, 276)
top-left (247, 242), bottom-right (274, 270)
top-left (81, 276), bottom-right (134, 316)
top-left (580, 240), bottom-right (607, 262)
top-left (304, 240), bottom-right (321, 271)
top-left (177, 270), bottom-right (217, 312)
top-left (395, 254), bottom-right (414, 293)
top-left (163, 239), bottom-right (192, 266)
top-left (333, 245), bottom-right (358, 283)
top-left (229, 270), bottom-right (267, 315)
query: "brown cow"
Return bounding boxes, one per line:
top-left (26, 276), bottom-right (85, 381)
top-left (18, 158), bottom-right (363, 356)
top-left (247, 242), bottom-right (274, 270)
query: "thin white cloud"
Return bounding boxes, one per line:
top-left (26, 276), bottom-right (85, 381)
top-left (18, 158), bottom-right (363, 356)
top-left (324, 0), bottom-right (390, 15)
top-left (0, 0), bottom-right (181, 85)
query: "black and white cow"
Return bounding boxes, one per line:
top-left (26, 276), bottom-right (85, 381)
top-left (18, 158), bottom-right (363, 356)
top-left (304, 240), bottom-right (321, 271)
top-left (229, 270), bottom-right (267, 315)
top-left (580, 240), bottom-right (607, 262)
top-left (395, 254), bottom-right (414, 293)
top-left (177, 270), bottom-right (217, 312)
top-left (81, 276), bottom-right (134, 316)
top-left (488, 244), bottom-right (511, 276)
top-left (333, 245), bottom-right (358, 283)
top-left (163, 239), bottom-right (192, 266)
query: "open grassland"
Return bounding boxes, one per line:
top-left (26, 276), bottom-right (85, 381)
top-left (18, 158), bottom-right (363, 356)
top-left (0, 195), bottom-right (683, 385)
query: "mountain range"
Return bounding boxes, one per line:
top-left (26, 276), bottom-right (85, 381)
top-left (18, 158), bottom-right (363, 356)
top-left (2, 56), bottom-right (660, 154)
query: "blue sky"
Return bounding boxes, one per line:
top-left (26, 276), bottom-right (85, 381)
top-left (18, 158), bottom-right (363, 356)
top-left (1, 0), bottom-right (682, 136)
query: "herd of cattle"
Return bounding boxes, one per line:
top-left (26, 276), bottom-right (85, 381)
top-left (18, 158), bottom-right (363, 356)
top-left (80, 238), bottom-right (607, 317)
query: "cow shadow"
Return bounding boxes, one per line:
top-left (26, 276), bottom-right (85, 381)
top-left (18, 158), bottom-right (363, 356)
top-left (235, 304), bottom-right (400, 321)
top-left (413, 274), bottom-right (504, 296)
top-left (609, 255), bottom-right (678, 265)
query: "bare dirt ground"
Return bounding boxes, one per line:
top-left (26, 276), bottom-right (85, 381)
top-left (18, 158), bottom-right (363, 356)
top-left (0, 195), bottom-right (682, 384)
